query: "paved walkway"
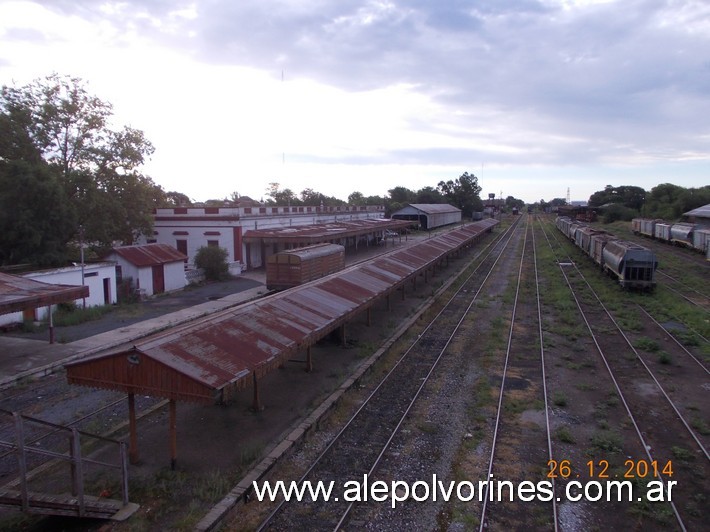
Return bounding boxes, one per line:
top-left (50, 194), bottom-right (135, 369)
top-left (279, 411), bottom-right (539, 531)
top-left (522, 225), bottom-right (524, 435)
top-left (0, 232), bottom-right (428, 389)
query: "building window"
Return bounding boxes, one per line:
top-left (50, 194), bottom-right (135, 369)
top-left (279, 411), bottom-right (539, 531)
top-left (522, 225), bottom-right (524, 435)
top-left (207, 240), bottom-right (219, 247)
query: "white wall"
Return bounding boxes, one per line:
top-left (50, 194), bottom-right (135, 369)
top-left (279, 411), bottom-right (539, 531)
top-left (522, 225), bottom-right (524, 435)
top-left (0, 262), bottom-right (117, 326)
top-left (163, 261), bottom-right (188, 293)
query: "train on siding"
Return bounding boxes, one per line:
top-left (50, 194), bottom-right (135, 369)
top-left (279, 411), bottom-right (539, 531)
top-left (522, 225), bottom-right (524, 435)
top-left (556, 217), bottom-right (658, 290)
top-left (266, 243), bottom-right (346, 290)
top-left (632, 218), bottom-right (710, 260)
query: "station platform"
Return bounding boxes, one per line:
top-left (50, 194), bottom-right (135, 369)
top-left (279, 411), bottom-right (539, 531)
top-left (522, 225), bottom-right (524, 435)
top-left (0, 231), bottom-right (425, 390)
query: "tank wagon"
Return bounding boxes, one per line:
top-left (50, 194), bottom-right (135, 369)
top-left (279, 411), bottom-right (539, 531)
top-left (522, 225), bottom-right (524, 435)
top-left (557, 217), bottom-right (658, 290)
top-left (266, 243), bottom-right (345, 290)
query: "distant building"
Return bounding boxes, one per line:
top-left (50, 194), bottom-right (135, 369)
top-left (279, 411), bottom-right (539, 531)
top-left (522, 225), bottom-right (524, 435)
top-left (683, 204), bottom-right (710, 228)
top-left (145, 204), bottom-right (390, 270)
top-left (391, 204), bottom-right (461, 230)
top-left (104, 244), bottom-right (187, 297)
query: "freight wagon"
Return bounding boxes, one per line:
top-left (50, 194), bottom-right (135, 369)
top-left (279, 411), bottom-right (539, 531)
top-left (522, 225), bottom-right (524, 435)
top-left (602, 240), bottom-right (658, 289)
top-left (557, 217), bottom-right (657, 290)
top-left (632, 218), bottom-right (710, 256)
top-left (654, 222), bottom-right (671, 242)
top-left (266, 243), bottom-right (345, 290)
top-left (692, 228), bottom-right (710, 255)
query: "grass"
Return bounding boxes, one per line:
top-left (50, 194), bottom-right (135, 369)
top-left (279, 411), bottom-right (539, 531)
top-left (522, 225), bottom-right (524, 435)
top-left (52, 302), bottom-right (115, 327)
top-left (588, 430), bottom-right (623, 454)
top-left (555, 426), bottom-right (575, 443)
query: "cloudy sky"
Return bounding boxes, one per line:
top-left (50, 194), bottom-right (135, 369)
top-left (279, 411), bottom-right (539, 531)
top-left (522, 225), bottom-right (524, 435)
top-left (1, 0), bottom-right (708, 204)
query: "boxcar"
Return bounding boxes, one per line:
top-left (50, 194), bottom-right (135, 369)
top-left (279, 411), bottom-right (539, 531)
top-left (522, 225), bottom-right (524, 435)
top-left (654, 223), bottom-right (671, 242)
top-left (266, 243), bottom-right (345, 290)
top-left (692, 228), bottom-right (710, 255)
top-left (670, 223), bottom-right (695, 247)
top-left (602, 240), bottom-right (658, 289)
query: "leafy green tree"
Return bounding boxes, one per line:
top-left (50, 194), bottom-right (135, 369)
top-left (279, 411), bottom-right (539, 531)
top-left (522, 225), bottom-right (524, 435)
top-left (0, 160), bottom-right (75, 266)
top-left (194, 245), bottom-right (229, 281)
top-left (348, 191), bottom-right (365, 205)
top-left (416, 186), bottom-right (444, 204)
top-left (265, 182), bottom-right (299, 205)
top-left (588, 185), bottom-right (645, 210)
top-left (163, 191), bottom-right (193, 207)
top-left (437, 172), bottom-right (483, 218)
top-left (1, 74), bottom-right (161, 251)
top-left (505, 195), bottom-right (525, 211)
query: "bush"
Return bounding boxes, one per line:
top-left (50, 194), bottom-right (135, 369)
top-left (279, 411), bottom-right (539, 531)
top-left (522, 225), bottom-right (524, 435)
top-left (602, 204), bottom-right (637, 223)
top-left (194, 246), bottom-right (229, 281)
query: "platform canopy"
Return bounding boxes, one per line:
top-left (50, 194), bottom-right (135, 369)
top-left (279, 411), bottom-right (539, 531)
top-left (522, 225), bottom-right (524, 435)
top-left (65, 219), bottom-right (499, 405)
top-left (0, 272), bottom-right (89, 316)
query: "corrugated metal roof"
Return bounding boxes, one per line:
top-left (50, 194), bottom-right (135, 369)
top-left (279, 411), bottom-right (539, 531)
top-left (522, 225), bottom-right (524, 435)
top-left (684, 203), bottom-right (710, 219)
top-left (0, 272), bottom-right (89, 316)
top-left (244, 218), bottom-right (412, 242)
top-left (397, 204), bottom-right (462, 215)
top-left (66, 219), bottom-right (498, 403)
top-left (107, 244), bottom-right (187, 267)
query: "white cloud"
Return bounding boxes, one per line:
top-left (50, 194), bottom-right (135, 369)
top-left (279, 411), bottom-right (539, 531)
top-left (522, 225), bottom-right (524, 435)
top-left (1, 0), bottom-right (708, 203)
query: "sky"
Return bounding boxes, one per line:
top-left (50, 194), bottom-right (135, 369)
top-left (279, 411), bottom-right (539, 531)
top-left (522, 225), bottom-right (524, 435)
top-left (0, 0), bottom-right (708, 205)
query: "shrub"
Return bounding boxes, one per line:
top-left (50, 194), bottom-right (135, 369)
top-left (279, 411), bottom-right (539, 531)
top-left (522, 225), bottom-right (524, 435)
top-left (194, 246), bottom-right (229, 281)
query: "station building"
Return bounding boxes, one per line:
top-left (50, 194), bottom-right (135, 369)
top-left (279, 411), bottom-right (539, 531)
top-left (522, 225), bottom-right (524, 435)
top-left (145, 204), bottom-right (410, 270)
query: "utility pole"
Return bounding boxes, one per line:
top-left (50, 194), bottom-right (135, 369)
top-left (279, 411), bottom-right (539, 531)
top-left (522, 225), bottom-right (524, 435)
top-left (79, 225), bottom-right (86, 309)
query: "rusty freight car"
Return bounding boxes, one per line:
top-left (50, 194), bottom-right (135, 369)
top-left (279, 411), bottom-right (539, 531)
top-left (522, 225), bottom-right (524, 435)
top-left (266, 243), bottom-right (346, 290)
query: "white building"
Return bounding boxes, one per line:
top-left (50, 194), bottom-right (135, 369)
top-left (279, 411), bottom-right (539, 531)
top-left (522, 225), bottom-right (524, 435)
top-left (104, 243), bottom-right (187, 297)
top-left (146, 204), bottom-right (386, 270)
top-left (0, 262), bottom-right (116, 327)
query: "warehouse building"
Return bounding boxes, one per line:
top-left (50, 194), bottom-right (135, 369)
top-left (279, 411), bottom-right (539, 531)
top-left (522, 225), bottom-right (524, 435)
top-left (390, 204), bottom-right (462, 230)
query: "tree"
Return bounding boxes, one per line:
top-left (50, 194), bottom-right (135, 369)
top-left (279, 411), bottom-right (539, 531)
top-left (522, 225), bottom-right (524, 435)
top-left (0, 160), bottom-right (75, 266)
top-left (416, 186), bottom-right (444, 204)
top-left (163, 191), bottom-right (192, 207)
top-left (265, 182), bottom-right (299, 205)
top-left (588, 185), bottom-right (645, 210)
top-left (1, 74), bottom-right (161, 251)
top-left (437, 172), bottom-right (483, 218)
top-left (194, 246), bottom-right (229, 281)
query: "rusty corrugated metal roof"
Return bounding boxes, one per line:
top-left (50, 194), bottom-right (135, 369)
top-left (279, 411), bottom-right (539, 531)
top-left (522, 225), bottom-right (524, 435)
top-left (107, 243), bottom-right (187, 267)
top-left (66, 219), bottom-right (498, 402)
top-left (244, 218), bottom-right (412, 242)
top-left (0, 272), bottom-right (89, 316)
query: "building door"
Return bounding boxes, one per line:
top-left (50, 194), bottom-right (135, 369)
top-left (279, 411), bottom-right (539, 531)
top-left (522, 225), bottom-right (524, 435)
top-left (103, 277), bottom-right (111, 304)
top-left (152, 265), bottom-right (165, 294)
top-left (176, 239), bottom-right (188, 263)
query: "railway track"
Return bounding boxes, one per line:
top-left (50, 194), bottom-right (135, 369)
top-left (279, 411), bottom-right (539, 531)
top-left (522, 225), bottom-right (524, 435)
top-left (0, 374), bottom-right (162, 487)
top-left (541, 218), bottom-right (709, 531)
top-left (655, 270), bottom-right (710, 313)
top-left (254, 219), bottom-right (522, 530)
top-left (478, 216), bottom-right (557, 530)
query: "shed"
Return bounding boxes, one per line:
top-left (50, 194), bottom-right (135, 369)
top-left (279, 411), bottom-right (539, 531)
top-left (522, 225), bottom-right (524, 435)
top-left (0, 272), bottom-right (89, 342)
top-left (391, 204), bottom-right (461, 230)
top-left (105, 244), bottom-right (187, 297)
top-left (683, 203), bottom-right (710, 228)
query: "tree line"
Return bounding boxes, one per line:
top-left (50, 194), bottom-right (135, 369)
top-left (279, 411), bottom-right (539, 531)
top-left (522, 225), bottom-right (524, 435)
top-left (2, 74), bottom-right (704, 269)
